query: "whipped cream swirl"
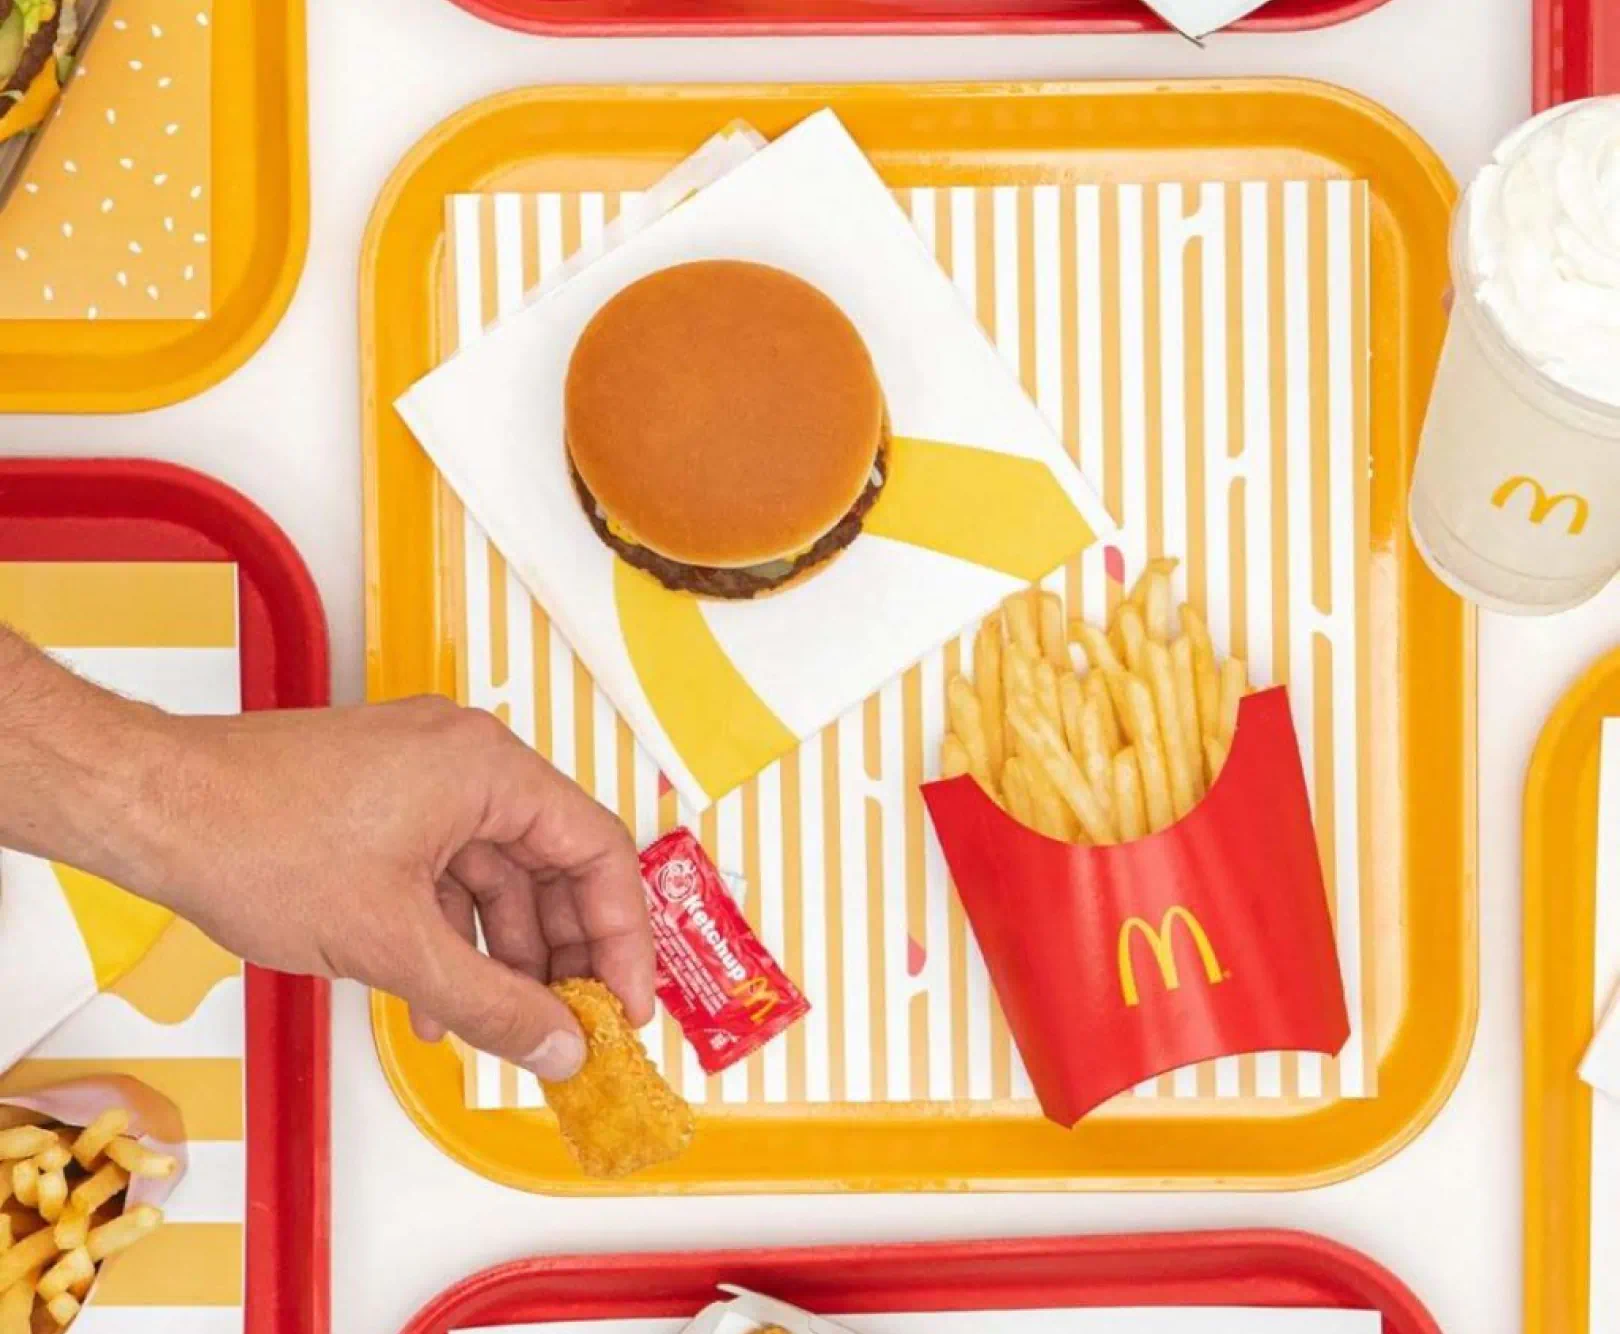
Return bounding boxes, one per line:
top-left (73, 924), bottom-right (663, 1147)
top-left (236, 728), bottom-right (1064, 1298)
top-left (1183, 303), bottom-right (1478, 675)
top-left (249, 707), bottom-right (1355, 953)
top-left (1469, 96), bottom-right (1620, 407)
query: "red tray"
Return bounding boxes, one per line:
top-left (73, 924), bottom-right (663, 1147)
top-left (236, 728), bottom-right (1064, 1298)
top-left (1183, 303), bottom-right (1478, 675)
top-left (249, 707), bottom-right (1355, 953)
top-left (445, 0), bottom-right (1390, 39)
top-left (0, 458), bottom-right (331, 1334)
top-left (1536, 0), bottom-right (1620, 107)
top-left (400, 1231), bottom-right (1440, 1333)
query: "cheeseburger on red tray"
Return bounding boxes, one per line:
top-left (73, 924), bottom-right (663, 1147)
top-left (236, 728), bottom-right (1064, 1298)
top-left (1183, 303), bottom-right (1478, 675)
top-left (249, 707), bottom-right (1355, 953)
top-left (563, 259), bottom-right (889, 600)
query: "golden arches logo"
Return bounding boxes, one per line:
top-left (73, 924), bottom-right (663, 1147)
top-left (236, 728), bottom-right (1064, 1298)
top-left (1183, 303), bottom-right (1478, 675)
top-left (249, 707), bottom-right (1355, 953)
top-left (1118, 907), bottom-right (1227, 1008)
top-left (1490, 476), bottom-right (1590, 535)
top-left (730, 974), bottom-right (782, 1025)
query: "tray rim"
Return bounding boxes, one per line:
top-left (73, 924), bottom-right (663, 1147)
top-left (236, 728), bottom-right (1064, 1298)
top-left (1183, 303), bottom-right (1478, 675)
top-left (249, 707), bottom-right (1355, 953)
top-left (1535, 0), bottom-right (1620, 108)
top-left (397, 1229), bottom-right (1441, 1334)
top-left (0, 0), bottom-right (311, 414)
top-left (359, 77), bottom-right (1477, 1196)
top-left (0, 456), bottom-right (332, 1334)
top-left (439, 0), bottom-right (1392, 39)
top-left (1523, 645), bottom-right (1620, 1334)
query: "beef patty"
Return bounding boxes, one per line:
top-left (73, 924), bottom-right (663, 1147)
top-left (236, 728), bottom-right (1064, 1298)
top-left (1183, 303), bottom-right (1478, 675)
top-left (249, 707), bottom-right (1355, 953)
top-left (4, 7), bottom-right (59, 99)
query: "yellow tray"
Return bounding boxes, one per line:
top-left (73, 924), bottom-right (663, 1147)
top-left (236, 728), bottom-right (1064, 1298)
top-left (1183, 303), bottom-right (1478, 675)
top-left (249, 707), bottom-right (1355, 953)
top-left (360, 79), bottom-right (1476, 1194)
top-left (0, 0), bottom-right (307, 412)
top-left (1525, 647), bottom-right (1620, 1334)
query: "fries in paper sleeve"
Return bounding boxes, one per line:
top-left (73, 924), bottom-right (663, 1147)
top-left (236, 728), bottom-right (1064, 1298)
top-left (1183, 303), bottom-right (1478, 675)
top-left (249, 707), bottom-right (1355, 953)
top-left (0, 1077), bottom-right (185, 1330)
top-left (922, 565), bottom-right (1351, 1127)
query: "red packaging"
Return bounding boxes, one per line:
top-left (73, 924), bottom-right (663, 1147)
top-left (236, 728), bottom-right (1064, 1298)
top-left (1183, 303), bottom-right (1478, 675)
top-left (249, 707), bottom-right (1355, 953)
top-left (640, 829), bottom-right (810, 1075)
top-left (922, 686), bottom-right (1350, 1128)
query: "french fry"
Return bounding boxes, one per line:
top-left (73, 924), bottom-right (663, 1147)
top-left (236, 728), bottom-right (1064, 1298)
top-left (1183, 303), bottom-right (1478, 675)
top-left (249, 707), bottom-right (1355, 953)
top-left (1115, 604), bottom-right (1148, 676)
top-left (1205, 733), bottom-right (1231, 784)
top-left (1217, 657), bottom-right (1249, 751)
top-left (1143, 642), bottom-right (1197, 820)
top-left (1032, 661), bottom-right (1064, 738)
top-left (1038, 591), bottom-right (1068, 668)
top-left (1182, 603), bottom-right (1222, 740)
top-left (1078, 696), bottom-right (1118, 839)
top-left (0, 1215), bottom-right (10, 1255)
top-left (1116, 674), bottom-right (1175, 832)
top-left (0, 1276), bottom-right (32, 1334)
top-left (1143, 570), bottom-right (1172, 643)
top-left (45, 1292), bottom-right (79, 1327)
top-left (1058, 672), bottom-right (1086, 757)
top-left (70, 1110), bottom-right (129, 1173)
top-left (940, 734), bottom-right (972, 782)
top-left (1001, 758), bottom-right (1037, 831)
top-left (51, 1208), bottom-right (87, 1255)
top-left (0, 1131), bottom-right (53, 1165)
top-left (1070, 619), bottom-right (1122, 675)
top-left (1024, 759), bottom-right (1078, 841)
top-left (31, 1145), bottom-right (69, 1177)
top-left (973, 616), bottom-right (1006, 779)
top-left (103, 1138), bottom-right (177, 1181)
top-left (1170, 636), bottom-right (1206, 799)
top-left (36, 1248), bottom-right (91, 1304)
top-left (0, 1173), bottom-right (11, 1212)
top-left (1112, 747), bottom-right (1149, 841)
top-left (946, 676), bottom-right (997, 798)
top-left (0, 1226), bottom-right (59, 1293)
top-left (86, 1206), bottom-right (161, 1263)
top-left (1005, 592), bottom-right (1040, 660)
top-left (68, 1165), bottom-right (126, 1218)
top-left (1006, 698), bottom-right (1114, 844)
top-left (10, 1165), bottom-right (36, 1212)
top-left (1085, 670), bottom-right (1122, 754)
top-left (1124, 556), bottom-right (1179, 610)
top-left (34, 1171), bottom-right (64, 1226)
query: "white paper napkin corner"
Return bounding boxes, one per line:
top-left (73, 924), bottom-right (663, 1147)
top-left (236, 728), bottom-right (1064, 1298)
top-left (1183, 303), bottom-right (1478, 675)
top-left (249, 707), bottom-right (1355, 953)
top-left (1142, 0), bottom-right (1269, 37)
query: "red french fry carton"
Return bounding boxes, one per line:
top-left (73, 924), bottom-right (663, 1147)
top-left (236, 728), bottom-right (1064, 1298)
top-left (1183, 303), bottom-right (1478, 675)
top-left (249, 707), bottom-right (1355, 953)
top-left (922, 685), bottom-right (1350, 1128)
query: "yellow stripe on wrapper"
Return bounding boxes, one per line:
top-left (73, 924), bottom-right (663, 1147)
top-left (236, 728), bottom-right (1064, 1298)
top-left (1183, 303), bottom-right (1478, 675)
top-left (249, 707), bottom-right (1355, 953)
top-left (865, 436), bottom-right (1097, 581)
top-left (613, 561), bottom-right (798, 802)
top-left (52, 865), bottom-right (174, 990)
top-left (109, 919), bottom-right (240, 1025)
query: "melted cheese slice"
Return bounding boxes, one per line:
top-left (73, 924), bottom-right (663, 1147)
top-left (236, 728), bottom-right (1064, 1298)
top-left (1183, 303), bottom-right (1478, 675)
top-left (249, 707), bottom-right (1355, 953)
top-left (0, 62), bottom-right (59, 139)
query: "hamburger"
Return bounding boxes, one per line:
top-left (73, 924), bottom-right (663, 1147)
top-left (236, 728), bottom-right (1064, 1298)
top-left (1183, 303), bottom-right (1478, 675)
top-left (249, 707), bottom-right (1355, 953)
top-left (0, 0), bottom-right (79, 148)
top-left (563, 260), bottom-right (888, 600)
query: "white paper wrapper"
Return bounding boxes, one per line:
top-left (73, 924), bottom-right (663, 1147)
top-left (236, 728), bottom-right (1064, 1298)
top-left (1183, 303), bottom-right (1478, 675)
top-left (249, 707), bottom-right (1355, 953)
top-left (1141, 0), bottom-right (1269, 37)
top-left (0, 1076), bottom-right (188, 1316)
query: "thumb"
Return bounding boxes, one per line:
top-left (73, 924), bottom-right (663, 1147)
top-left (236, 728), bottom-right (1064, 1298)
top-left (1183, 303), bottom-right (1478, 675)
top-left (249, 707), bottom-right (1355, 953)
top-left (412, 919), bottom-right (586, 1082)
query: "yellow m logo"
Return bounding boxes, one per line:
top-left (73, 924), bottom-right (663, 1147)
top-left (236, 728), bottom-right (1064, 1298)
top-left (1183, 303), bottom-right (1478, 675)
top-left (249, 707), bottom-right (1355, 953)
top-left (730, 974), bottom-right (781, 1025)
top-left (1118, 907), bottom-right (1227, 1008)
top-left (1491, 476), bottom-right (1590, 535)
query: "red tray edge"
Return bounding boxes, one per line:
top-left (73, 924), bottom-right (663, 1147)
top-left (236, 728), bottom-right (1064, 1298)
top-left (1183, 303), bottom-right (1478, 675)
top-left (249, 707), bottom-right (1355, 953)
top-left (443, 0), bottom-right (1391, 38)
top-left (1535, 0), bottom-right (1620, 108)
top-left (400, 1230), bottom-right (1440, 1334)
top-left (0, 458), bottom-right (332, 1334)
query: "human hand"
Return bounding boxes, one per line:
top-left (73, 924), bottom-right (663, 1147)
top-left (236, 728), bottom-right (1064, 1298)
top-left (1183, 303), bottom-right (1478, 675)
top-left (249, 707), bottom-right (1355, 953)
top-left (125, 696), bottom-right (653, 1082)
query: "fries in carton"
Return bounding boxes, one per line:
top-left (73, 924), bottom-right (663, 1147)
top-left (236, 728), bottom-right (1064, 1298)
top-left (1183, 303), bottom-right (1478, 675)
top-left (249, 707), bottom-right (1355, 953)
top-left (0, 1076), bottom-right (186, 1329)
top-left (924, 582), bottom-right (1350, 1127)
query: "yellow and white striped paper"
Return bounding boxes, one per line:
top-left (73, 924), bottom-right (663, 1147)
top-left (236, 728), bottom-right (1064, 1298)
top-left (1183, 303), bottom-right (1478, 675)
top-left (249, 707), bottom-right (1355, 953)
top-left (442, 174), bottom-right (1373, 1116)
top-left (0, 563), bottom-right (246, 1330)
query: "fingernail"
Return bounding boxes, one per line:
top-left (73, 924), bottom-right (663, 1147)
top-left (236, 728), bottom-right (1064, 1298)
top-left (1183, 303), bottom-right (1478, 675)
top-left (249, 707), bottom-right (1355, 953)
top-left (522, 1030), bottom-right (585, 1083)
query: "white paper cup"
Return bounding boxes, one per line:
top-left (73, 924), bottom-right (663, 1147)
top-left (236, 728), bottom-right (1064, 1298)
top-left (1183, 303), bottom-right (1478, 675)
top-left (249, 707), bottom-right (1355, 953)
top-left (1410, 111), bottom-right (1620, 615)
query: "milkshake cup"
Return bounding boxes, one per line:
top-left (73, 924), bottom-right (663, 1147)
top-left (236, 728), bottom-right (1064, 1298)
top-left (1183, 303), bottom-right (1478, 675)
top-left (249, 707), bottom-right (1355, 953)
top-left (1410, 96), bottom-right (1620, 614)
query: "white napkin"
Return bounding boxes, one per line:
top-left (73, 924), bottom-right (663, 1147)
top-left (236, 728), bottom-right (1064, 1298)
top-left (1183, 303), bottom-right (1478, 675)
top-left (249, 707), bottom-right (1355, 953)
top-left (1141, 0), bottom-right (1269, 37)
top-left (397, 109), bottom-right (1112, 810)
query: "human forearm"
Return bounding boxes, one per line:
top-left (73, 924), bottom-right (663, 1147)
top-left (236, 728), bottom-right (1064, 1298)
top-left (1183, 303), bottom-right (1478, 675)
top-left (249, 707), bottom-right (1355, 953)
top-left (0, 625), bottom-right (182, 894)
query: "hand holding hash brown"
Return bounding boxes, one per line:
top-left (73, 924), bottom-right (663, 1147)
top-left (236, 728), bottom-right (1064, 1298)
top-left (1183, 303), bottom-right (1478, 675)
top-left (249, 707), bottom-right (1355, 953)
top-left (541, 978), bottom-right (696, 1179)
top-left (0, 1105), bottom-right (174, 1330)
top-left (942, 561), bottom-right (1250, 842)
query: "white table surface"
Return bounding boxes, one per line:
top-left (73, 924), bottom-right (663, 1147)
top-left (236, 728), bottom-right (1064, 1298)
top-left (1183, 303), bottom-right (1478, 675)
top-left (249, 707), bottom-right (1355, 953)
top-left (6, 0), bottom-right (1609, 1329)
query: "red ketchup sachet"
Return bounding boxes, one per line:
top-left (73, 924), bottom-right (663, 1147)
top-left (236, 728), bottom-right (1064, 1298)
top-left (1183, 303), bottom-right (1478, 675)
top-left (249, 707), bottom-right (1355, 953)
top-left (639, 828), bottom-right (810, 1075)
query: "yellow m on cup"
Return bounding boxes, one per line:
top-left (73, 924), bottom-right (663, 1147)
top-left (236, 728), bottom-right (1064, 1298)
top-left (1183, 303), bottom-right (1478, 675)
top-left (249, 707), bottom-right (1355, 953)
top-left (1491, 476), bottom-right (1590, 535)
top-left (1118, 907), bottom-right (1227, 1008)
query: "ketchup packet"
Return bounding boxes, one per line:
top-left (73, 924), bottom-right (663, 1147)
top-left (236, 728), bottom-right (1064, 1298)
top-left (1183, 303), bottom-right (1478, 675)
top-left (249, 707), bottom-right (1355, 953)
top-left (640, 829), bottom-right (810, 1075)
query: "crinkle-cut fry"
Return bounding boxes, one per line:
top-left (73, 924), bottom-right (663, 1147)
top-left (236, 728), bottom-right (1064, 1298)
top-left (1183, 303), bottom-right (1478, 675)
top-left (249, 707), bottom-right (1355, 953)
top-left (45, 1291), bottom-right (80, 1327)
top-left (1078, 695), bottom-right (1118, 838)
top-left (1112, 747), bottom-right (1149, 841)
top-left (1170, 636), bottom-right (1206, 799)
top-left (1038, 591), bottom-right (1069, 668)
top-left (0, 1225), bottom-right (58, 1294)
top-left (1217, 656), bottom-right (1249, 750)
top-left (541, 978), bottom-right (695, 1180)
top-left (1006, 697), bottom-right (1114, 845)
top-left (1085, 670), bottom-right (1122, 755)
top-left (1057, 671), bottom-right (1086, 757)
top-left (973, 616), bottom-right (1006, 779)
top-left (102, 1138), bottom-right (177, 1181)
top-left (946, 676), bottom-right (997, 798)
top-left (1004, 591), bottom-right (1041, 660)
top-left (1114, 673), bottom-right (1175, 833)
top-left (1032, 660), bottom-right (1064, 739)
top-left (71, 1110), bottom-right (130, 1172)
top-left (36, 1247), bottom-right (92, 1303)
top-left (1001, 758), bottom-right (1037, 831)
top-left (68, 1165), bottom-right (127, 1217)
top-left (34, 1171), bottom-right (65, 1225)
top-left (86, 1206), bottom-right (161, 1264)
top-left (0, 1131), bottom-right (53, 1165)
top-left (10, 1164), bottom-right (36, 1212)
top-left (1025, 758), bottom-right (1078, 841)
top-left (0, 1274), bottom-right (32, 1334)
top-left (1124, 556), bottom-right (1179, 610)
